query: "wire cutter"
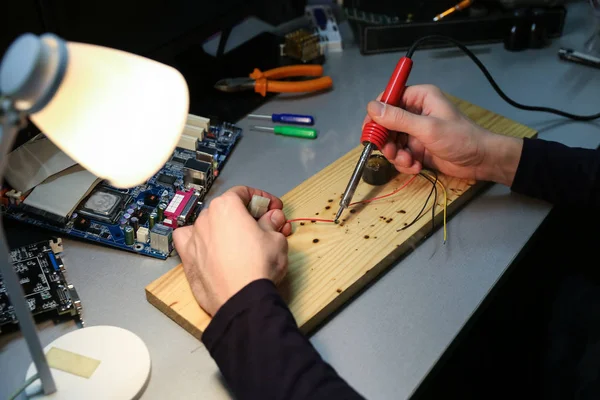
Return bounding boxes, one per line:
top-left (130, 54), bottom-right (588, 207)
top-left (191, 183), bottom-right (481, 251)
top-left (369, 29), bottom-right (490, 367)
top-left (214, 65), bottom-right (333, 97)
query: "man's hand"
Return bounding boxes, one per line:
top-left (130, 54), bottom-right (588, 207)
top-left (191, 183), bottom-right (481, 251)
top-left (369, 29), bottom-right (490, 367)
top-left (173, 186), bottom-right (292, 316)
top-left (365, 84), bottom-right (523, 186)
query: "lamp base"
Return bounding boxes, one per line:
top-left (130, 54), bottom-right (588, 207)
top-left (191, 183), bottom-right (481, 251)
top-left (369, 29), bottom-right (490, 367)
top-left (25, 326), bottom-right (151, 399)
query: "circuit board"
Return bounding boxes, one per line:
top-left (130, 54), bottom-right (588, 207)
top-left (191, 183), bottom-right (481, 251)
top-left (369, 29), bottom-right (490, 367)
top-left (0, 238), bottom-right (82, 333)
top-left (2, 121), bottom-right (242, 260)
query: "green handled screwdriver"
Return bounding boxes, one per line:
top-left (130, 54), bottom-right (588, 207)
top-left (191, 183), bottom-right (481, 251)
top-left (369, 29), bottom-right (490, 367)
top-left (251, 125), bottom-right (317, 139)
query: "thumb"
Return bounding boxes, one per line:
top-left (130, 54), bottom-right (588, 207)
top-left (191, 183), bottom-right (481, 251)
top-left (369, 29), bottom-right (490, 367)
top-left (257, 209), bottom-right (286, 232)
top-left (173, 226), bottom-right (193, 255)
top-left (367, 101), bottom-right (433, 142)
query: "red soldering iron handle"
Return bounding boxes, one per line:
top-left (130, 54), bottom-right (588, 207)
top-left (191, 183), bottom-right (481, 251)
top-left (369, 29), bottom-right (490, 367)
top-left (361, 56), bottom-right (413, 150)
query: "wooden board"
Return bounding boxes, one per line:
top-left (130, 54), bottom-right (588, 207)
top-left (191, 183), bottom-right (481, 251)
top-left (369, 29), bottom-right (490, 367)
top-left (146, 95), bottom-right (537, 340)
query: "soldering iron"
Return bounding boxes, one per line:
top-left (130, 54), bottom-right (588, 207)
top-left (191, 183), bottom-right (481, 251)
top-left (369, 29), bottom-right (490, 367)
top-left (335, 35), bottom-right (600, 223)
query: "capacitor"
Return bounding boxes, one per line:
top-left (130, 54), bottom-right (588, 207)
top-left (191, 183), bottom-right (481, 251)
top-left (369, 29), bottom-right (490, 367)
top-left (130, 216), bottom-right (140, 232)
top-left (137, 200), bottom-right (145, 207)
top-left (124, 226), bottom-right (135, 245)
top-left (127, 207), bottom-right (135, 215)
top-left (149, 212), bottom-right (157, 229)
top-left (362, 154), bottom-right (397, 186)
top-left (157, 203), bottom-right (167, 221)
top-left (119, 217), bottom-right (128, 227)
top-left (123, 213), bottom-right (131, 220)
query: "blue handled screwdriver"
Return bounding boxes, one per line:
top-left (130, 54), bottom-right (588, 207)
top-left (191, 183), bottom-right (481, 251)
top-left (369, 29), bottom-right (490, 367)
top-left (248, 113), bottom-right (314, 126)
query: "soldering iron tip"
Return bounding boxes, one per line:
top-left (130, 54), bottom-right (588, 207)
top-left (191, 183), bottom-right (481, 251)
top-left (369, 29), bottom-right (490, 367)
top-left (334, 208), bottom-right (344, 223)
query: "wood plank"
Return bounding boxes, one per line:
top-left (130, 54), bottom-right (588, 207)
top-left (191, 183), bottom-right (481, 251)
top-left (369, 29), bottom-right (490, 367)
top-left (146, 95), bottom-right (537, 340)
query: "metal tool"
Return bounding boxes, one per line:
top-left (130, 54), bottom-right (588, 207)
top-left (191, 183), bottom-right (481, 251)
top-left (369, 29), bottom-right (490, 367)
top-left (248, 113), bottom-right (314, 125)
top-left (251, 125), bottom-right (317, 139)
top-left (214, 65), bottom-right (333, 97)
top-left (335, 56), bottom-right (413, 222)
top-left (433, 0), bottom-right (473, 21)
top-left (558, 48), bottom-right (600, 69)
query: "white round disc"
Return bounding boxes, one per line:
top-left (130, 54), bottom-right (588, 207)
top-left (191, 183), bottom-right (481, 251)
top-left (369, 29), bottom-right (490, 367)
top-left (25, 325), bottom-right (151, 399)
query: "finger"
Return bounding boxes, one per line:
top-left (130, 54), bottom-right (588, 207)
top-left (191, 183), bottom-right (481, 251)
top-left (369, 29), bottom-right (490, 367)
top-left (397, 132), bottom-right (408, 148)
top-left (361, 91), bottom-right (384, 129)
top-left (381, 140), bottom-right (398, 161)
top-left (280, 222), bottom-right (292, 237)
top-left (394, 160), bottom-right (423, 175)
top-left (257, 209), bottom-right (287, 233)
top-left (173, 226), bottom-right (194, 261)
top-left (225, 186), bottom-right (284, 210)
top-left (390, 149), bottom-right (414, 169)
top-left (367, 101), bottom-right (434, 143)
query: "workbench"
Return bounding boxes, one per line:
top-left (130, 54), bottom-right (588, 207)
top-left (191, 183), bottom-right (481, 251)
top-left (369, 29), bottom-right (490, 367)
top-left (1, 3), bottom-right (599, 399)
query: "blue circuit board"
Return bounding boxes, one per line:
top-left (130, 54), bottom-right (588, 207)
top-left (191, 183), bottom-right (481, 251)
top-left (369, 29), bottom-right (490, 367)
top-left (3, 122), bottom-right (242, 260)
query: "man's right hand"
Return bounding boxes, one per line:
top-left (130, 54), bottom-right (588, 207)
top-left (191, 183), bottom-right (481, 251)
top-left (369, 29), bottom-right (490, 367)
top-left (365, 84), bottom-right (523, 187)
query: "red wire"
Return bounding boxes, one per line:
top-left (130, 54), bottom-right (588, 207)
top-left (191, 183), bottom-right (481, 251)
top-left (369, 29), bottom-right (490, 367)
top-left (349, 174), bottom-right (418, 206)
top-left (286, 175), bottom-right (418, 224)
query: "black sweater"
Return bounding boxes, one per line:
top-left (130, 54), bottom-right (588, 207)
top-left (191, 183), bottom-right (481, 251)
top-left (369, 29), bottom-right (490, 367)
top-left (201, 138), bottom-right (600, 399)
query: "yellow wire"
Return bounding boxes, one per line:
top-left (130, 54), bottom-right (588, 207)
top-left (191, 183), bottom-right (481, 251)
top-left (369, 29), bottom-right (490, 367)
top-left (421, 171), bottom-right (448, 243)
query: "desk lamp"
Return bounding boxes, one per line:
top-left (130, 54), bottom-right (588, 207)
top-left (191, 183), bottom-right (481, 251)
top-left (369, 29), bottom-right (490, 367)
top-left (0, 33), bottom-right (189, 398)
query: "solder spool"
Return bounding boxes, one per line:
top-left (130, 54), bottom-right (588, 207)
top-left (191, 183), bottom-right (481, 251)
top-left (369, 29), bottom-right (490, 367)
top-left (362, 154), bottom-right (397, 186)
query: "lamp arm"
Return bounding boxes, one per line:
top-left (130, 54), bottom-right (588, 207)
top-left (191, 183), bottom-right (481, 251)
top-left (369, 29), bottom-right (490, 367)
top-left (0, 100), bottom-right (56, 395)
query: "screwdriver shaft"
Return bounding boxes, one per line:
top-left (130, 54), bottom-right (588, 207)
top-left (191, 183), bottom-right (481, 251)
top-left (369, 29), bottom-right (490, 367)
top-left (248, 114), bottom-right (271, 120)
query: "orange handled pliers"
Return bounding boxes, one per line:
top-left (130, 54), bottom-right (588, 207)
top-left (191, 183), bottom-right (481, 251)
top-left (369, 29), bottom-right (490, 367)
top-left (214, 65), bottom-right (333, 97)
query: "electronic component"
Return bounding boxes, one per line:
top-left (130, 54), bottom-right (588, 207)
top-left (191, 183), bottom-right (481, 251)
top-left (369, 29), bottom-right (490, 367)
top-left (183, 124), bottom-right (204, 141)
top-left (77, 187), bottom-right (129, 224)
top-left (23, 165), bottom-right (101, 221)
top-left (3, 119), bottom-right (242, 260)
top-left (177, 191), bottom-right (201, 226)
top-left (163, 218), bottom-right (176, 228)
top-left (150, 224), bottom-right (173, 254)
top-left (170, 156), bottom-right (186, 165)
top-left (187, 114), bottom-right (210, 131)
top-left (156, 174), bottom-right (177, 187)
top-left (177, 134), bottom-right (197, 151)
top-left (88, 227), bottom-right (102, 235)
top-left (5, 136), bottom-right (77, 193)
top-left (124, 226), bottom-right (135, 245)
top-left (1, 238), bottom-right (82, 332)
top-left (183, 159), bottom-right (213, 191)
top-left (306, 5), bottom-right (343, 53)
top-left (163, 190), bottom-right (200, 229)
top-left (196, 145), bottom-right (219, 164)
top-left (281, 29), bottom-right (323, 63)
top-left (74, 216), bottom-right (92, 231)
top-left (210, 121), bottom-right (242, 145)
top-left (5, 189), bottom-right (24, 205)
top-left (157, 202), bottom-right (167, 221)
top-left (149, 212), bottom-right (157, 229)
top-left (130, 216), bottom-right (140, 232)
top-left (362, 154), bottom-right (397, 186)
top-left (136, 227), bottom-right (149, 243)
top-left (248, 195), bottom-right (270, 219)
top-left (144, 193), bottom-right (160, 207)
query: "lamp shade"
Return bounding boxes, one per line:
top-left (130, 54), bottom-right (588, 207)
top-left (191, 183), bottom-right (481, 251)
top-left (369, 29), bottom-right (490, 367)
top-left (2, 34), bottom-right (189, 188)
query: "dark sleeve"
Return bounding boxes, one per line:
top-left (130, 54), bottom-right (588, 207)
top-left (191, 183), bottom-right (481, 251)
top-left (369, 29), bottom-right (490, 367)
top-left (511, 138), bottom-right (600, 206)
top-left (202, 279), bottom-right (364, 400)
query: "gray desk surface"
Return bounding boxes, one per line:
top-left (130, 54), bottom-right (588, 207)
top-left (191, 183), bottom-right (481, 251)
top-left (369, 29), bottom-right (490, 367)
top-left (2, 3), bottom-right (600, 399)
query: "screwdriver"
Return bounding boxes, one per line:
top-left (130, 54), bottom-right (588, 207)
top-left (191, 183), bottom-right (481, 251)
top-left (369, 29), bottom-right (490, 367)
top-left (248, 113), bottom-right (314, 126)
top-left (335, 56), bottom-right (413, 223)
top-left (251, 125), bottom-right (318, 139)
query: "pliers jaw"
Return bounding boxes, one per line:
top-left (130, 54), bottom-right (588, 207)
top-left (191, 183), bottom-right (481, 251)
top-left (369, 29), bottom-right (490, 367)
top-left (213, 78), bottom-right (255, 92)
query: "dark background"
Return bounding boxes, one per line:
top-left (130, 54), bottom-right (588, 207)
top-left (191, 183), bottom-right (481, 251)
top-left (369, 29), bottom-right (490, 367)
top-left (1, 0), bottom-right (307, 123)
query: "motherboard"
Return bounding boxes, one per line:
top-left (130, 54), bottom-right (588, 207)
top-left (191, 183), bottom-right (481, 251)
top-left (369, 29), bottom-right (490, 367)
top-left (0, 238), bottom-right (82, 333)
top-left (2, 121), bottom-right (242, 260)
